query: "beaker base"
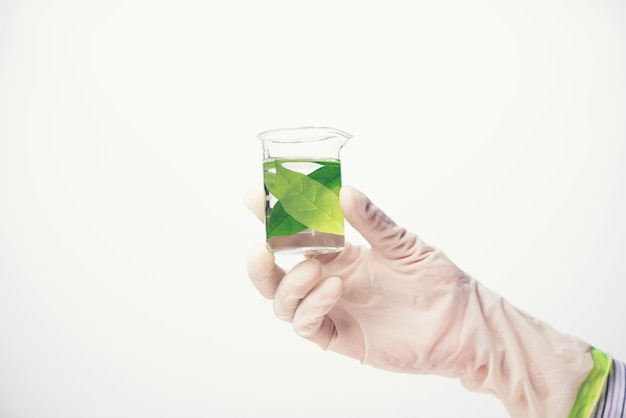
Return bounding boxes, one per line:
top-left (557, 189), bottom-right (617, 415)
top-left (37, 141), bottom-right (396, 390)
top-left (269, 246), bottom-right (344, 256)
top-left (267, 230), bottom-right (344, 255)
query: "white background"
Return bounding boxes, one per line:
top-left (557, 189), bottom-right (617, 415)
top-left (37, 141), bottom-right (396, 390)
top-left (1, 0), bottom-right (625, 417)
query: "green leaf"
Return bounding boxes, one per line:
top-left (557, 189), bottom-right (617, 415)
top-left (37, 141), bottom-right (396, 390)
top-left (308, 162), bottom-right (341, 195)
top-left (266, 163), bottom-right (344, 235)
top-left (266, 200), bottom-right (308, 238)
top-left (263, 160), bottom-right (344, 238)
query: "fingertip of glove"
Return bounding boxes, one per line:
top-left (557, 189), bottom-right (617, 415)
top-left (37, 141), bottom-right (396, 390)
top-left (294, 257), bottom-right (323, 277)
top-left (324, 276), bottom-right (343, 299)
top-left (243, 189), bottom-right (265, 222)
top-left (339, 185), bottom-right (360, 203)
top-left (340, 185), bottom-right (369, 220)
top-left (246, 243), bottom-right (274, 273)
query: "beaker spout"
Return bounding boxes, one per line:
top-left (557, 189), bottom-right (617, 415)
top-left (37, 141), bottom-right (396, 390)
top-left (258, 127), bottom-right (352, 160)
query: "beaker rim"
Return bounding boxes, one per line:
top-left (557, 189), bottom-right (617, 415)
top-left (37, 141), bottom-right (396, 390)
top-left (257, 126), bottom-right (352, 143)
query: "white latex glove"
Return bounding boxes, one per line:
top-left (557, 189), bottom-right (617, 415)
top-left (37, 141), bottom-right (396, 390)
top-left (245, 185), bottom-right (593, 418)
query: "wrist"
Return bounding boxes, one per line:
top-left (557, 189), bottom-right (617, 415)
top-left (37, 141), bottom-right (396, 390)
top-left (568, 347), bottom-right (612, 418)
top-left (459, 280), bottom-right (593, 417)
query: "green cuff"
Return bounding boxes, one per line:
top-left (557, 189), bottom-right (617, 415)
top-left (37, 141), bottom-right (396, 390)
top-left (568, 347), bottom-right (612, 418)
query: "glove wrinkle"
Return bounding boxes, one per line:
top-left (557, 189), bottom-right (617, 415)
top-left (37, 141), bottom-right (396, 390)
top-left (458, 281), bottom-right (592, 418)
top-left (248, 186), bottom-right (595, 418)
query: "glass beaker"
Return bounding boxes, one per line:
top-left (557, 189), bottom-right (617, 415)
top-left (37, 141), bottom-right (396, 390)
top-left (258, 127), bottom-right (352, 255)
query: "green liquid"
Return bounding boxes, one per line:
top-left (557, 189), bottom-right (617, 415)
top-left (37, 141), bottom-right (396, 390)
top-left (263, 158), bottom-right (344, 254)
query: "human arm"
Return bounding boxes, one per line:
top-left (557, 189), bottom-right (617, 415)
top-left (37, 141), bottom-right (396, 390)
top-left (245, 185), bottom-right (613, 417)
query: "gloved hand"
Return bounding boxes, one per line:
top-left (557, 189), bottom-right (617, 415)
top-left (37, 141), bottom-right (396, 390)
top-left (245, 185), bottom-right (598, 418)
